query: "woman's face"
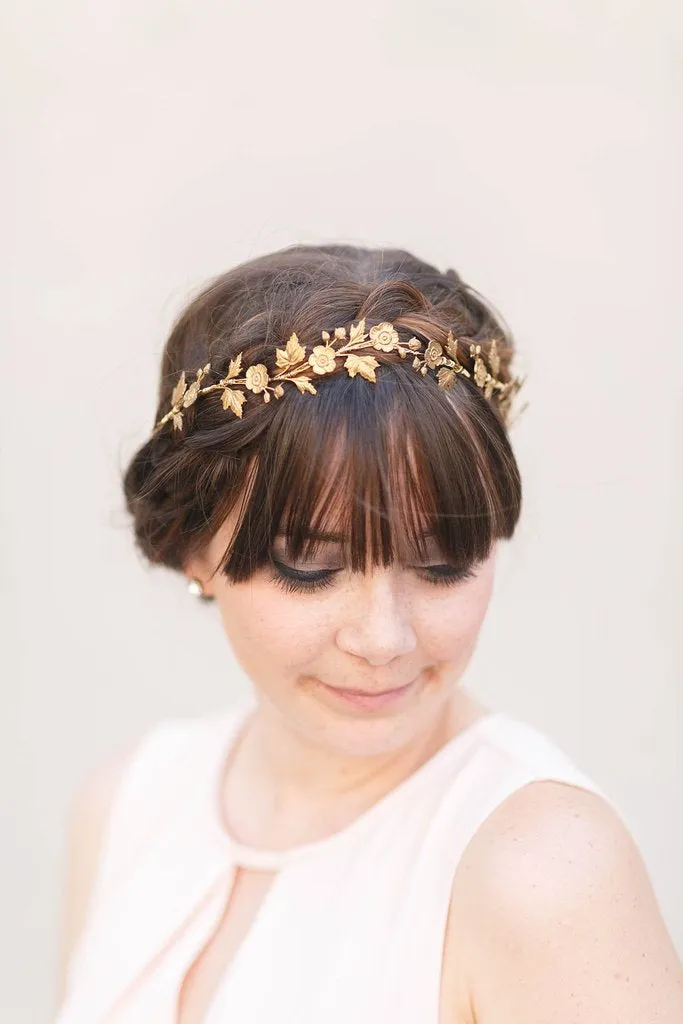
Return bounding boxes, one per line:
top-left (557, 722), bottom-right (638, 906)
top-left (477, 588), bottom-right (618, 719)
top-left (189, 511), bottom-right (498, 758)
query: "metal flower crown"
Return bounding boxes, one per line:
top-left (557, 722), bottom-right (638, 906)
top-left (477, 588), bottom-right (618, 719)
top-left (151, 318), bottom-right (527, 438)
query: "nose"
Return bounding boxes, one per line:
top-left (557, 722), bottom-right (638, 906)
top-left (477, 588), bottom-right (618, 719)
top-left (335, 569), bottom-right (417, 666)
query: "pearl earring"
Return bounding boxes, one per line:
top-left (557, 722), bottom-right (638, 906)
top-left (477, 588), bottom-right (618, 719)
top-left (188, 577), bottom-right (213, 601)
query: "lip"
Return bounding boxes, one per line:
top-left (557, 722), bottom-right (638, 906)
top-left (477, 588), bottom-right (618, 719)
top-left (318, 676), bottom-right (421, 711)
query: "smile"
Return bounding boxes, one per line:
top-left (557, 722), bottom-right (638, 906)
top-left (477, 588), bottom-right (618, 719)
top-left (317, 676), bottom-right (421, 711)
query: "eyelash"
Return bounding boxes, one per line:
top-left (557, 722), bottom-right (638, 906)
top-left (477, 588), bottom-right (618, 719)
top-left (268, 559), bottom-right (477, 595)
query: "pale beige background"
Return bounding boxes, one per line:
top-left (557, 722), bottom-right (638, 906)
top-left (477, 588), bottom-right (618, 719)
top-left (2, 1), bottom-right (682, 1020)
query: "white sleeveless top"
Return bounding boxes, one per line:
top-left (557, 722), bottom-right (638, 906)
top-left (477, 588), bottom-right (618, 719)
top-left (55, 697), bottom-right (621, 1023)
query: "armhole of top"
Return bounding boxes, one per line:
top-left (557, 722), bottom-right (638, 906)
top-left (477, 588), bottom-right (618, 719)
top-left (82, 716), bottom-right (203, 918)
top-left (480, 714), bottom-right (627, 821)
top-left (61, 712), bottom-right (225, 1000)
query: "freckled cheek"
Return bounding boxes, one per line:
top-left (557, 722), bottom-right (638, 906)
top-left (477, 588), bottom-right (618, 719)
top-left (216, 585), bottom-right (339, 675)
top-left (414, 581), bottom-right (494, 663)
top-left (215, 573), bottom-right (495, 680)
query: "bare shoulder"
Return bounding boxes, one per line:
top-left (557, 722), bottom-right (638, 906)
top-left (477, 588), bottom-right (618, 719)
top-left (54, 743), bottom-right (137, 1012)
top-left (445, 779), bottom-right (683, 1024)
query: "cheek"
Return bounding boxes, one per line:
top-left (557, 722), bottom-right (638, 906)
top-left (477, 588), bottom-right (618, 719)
top-left (413, 572), bottom-right (495, 661)
top-left (214, 578), bottom-right (340, 673)
top-left (213, 563), bottom-right (496, 677)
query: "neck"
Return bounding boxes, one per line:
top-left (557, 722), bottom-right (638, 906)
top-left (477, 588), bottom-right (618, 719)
top-left (221, 691), bottom-right (478, 852)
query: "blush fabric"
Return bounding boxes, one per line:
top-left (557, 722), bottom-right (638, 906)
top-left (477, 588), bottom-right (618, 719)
top-left (55, 697), bottom-right (620, 1023)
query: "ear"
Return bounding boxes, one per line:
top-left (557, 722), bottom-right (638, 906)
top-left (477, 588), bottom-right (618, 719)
top-left (182, 512), bottom-right (238, 598)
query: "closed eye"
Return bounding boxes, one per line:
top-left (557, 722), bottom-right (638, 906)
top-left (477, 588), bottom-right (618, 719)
top-left (269, 558), bottom-right (477, 594)
top-left (417, 564), bottom-right (477, 586)
top-left (269, 559), bottom-right (341, 594)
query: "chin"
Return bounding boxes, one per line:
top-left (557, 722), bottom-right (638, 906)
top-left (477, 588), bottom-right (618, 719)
top-left (300, 672), bottom-right (453, 757)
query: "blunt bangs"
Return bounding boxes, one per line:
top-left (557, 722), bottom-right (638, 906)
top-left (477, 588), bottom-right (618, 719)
top-left (219, 361), bottom-right (521, 582)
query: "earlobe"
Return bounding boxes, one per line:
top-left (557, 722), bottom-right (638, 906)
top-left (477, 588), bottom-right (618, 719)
top-left (186, 576), bottom-right (216, 601)
top-left (182, 557), bottom-right (215, 599)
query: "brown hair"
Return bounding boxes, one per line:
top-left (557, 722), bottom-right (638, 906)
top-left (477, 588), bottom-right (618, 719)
top-left (122, 244), bottom-right (523, 585)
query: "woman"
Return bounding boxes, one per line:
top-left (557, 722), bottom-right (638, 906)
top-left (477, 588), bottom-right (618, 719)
top-left (55, 245), bottom-right (683, 1022)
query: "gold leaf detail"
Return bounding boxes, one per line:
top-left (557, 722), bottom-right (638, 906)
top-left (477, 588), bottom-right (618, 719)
top-left (437, 368), bottom-right (457, 389)
top-left (276, 332), bottom-right (306, 369)
top-left (293, 377), bottom-right (317, 395)
top-left (348, 318), bottom-right (367, 344)
top-left (475, 362), bottom-right (488, 388)
top-left (484, 378), bottom-right (495, 400)
top-left (488, 338), bottom-right (501, 377)
top-left (344, 354), bottom-right (379, 382)
top-left (171, 371), bottom-right (187, 408)
top-left (221, 388), bottom-right (246, 418)
top-left (172, 411), bottom-right (184, 430)
top-left (369, 322), bottom-right (399, 352)
top-left (308, 345), bottom-right (337, 375)
top-left (445, 332), bottom-right (460, 362)
top-left (245, 364), bottom-right (270, 393)
top-left (227, 353), bottom-right (243, 380)
top-left (182, 380), bottom-right (201, 408)
top-left (470, 345), bottom-right (488, 388)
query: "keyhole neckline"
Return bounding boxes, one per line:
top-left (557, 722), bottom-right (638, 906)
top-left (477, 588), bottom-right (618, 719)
top-left (208, 695), bottom-right (504, 872)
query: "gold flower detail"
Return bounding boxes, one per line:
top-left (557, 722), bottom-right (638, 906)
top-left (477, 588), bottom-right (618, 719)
top-left (245, 364), bottom-right (270, 393)
top-left (322, 327), bottom-right (348, 342)
top-left (308, 345), bottom-right (337, 375)
top-left (369, 322), bottom-right (399, 351)
top-left (152, 319), bottom-right (526, 439)
top-left (424, 341), bottom-right (444, 369)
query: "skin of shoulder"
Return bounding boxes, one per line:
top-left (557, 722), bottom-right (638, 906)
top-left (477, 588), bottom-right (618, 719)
top-left (54, 744), bottom-right (136, 1014)
top-left (445, 779), bottom-right (683, 1024)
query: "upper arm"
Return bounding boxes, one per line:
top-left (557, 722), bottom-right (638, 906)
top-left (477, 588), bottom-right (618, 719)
top-left (54, 745), bottom-right (135, 1013)
top-left (450, 780), bottom-right (683, 1024)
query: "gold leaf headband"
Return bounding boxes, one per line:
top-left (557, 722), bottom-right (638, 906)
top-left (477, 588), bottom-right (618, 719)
top-left (151, 318), bottom-right (527, 437)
